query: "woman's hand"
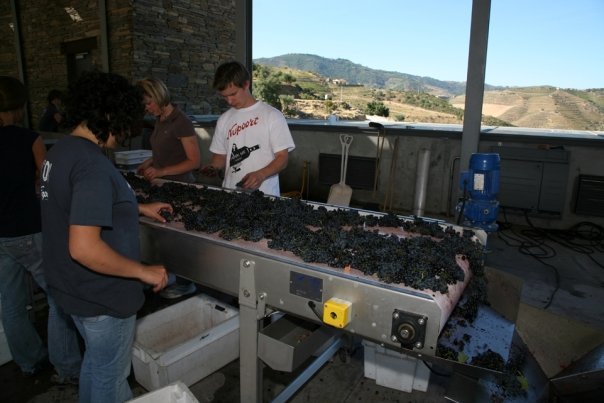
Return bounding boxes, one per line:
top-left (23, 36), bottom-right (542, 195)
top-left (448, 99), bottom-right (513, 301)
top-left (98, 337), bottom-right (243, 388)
top-left (139, 202), bottom-right (173, 222)
top-left (136, 157), bottom-right (153, 177)
top-left (141, 166), bottom-right (163, 181)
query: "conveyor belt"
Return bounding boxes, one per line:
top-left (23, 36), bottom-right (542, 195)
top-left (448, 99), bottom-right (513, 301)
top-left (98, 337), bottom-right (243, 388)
top-left (134, 179), bottom-right (486, 355)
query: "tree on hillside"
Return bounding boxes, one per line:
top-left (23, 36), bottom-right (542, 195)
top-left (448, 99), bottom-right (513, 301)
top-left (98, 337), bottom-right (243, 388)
top-left (283, 73), bottom-right (296, 85)
top-left (253, 63), bottom-right (272, 79)
top-left (252, 64), bottom-right (282, 110)
top-left (253, 78), bottom-right (281, 110)
top-left (280, 95), bottom-right (296, 117)
top-left (366, 101), bottom-right (389, 117)
top-left (325, 100), bottom-right (336, 114)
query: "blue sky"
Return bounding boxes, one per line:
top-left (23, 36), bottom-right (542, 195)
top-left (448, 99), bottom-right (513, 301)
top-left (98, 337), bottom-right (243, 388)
top-left (253, 0), bottom-right (604, 89)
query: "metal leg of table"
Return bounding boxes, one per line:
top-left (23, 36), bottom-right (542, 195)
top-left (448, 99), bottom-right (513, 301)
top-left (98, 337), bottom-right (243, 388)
top-left (239, 259), bottom-right (265, 403)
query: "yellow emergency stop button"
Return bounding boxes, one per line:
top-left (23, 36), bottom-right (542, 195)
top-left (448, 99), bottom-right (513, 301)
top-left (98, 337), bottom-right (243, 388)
top-left (323, 298), bottom-right (352, 328)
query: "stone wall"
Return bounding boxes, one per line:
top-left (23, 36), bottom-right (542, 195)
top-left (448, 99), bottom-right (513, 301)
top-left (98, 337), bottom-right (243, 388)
top-left (0, 0), bottom-right (236, 129)
top-left (132, 0), bottom-right (236, 115)
top-left (20, 1), bottom-right (102, 128)
top-left (0, 2), bottom-right (19, 78)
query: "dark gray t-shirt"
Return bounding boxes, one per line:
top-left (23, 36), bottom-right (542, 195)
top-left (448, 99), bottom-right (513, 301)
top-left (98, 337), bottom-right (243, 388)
top-left (40, 135), bottom-right (144, 318)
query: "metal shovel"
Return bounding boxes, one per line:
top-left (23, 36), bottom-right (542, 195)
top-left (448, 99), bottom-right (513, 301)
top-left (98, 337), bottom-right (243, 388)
top-left (327, 134), bottom-right (353, 206)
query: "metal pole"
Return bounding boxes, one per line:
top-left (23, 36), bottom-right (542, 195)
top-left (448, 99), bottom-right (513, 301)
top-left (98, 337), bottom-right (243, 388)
top-left (236, 0), bottom-right (253, 74)
top-left (413, 148), bottom-right (431, 217)
top-left (239, 259), bottom-right (263, 403)
top-left (98, 0), bottom-right (110, 72)
top-left (9, 0), bottom-right (30, 128)
top-left (460, 0), bottom-right (491, 172)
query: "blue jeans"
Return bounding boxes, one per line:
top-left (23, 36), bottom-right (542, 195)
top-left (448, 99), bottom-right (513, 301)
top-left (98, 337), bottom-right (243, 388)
top-left (0, 232), bottom-right (81, 376)
top-left (72, 314), bottom-right (136, 403)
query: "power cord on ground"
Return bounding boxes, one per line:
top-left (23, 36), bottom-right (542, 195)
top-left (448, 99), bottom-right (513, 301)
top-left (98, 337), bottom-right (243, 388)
top-left (496, 208), bottom-right (604, 309)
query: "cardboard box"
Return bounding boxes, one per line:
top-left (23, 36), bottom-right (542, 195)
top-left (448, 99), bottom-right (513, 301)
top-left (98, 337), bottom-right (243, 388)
top-left (132, 294), bottom-right (239, 391)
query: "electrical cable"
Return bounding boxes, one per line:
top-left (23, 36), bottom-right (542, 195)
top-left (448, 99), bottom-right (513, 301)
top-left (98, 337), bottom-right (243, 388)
top-left (422, 360), bottom-right (453, 377)
top-left (496, 210), bottom-right (559, 309)
top-left (522, 214), bottom-right (604, 269)
top-left (456, 180), bottom-right (468, 225)
top-left (496, 209), bottom-right (604, 309)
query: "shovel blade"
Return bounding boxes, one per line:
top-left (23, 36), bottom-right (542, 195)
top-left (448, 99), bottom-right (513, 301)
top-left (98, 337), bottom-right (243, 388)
top-left (327, 183), bottom-right (352, 206)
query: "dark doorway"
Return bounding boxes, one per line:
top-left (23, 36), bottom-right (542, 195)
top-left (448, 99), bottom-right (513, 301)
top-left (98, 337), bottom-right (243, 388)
top-left (61, 37), bottom-right (97, 84)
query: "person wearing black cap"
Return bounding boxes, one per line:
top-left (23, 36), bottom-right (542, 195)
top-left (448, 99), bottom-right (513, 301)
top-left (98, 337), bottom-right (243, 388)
top-left (0, 76), bottom-right (82, 383)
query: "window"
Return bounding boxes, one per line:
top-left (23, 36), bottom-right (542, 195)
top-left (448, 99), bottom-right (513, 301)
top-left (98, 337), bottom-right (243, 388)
top-left (252, 0), bottom-right (604, 132)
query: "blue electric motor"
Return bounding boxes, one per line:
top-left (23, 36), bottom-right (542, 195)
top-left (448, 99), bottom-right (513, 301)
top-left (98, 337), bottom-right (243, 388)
top-left (458, 153), bottom-right (500, 232)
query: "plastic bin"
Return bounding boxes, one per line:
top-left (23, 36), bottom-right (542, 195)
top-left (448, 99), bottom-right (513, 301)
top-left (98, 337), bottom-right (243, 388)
top-left (132, 294), bottom-right (239, 391)
top-left (114, 150), bottom-right (152, 165)
top-left (127, 381), bottom-right (198, 403)
top-left (114, 150), bottom-right (152, 171)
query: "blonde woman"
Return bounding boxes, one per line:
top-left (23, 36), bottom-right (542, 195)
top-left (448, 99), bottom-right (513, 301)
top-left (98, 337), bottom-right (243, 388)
top-left (137, 78), bottom-right (200, 298)
top-left (136, 78), bottom-right (201, 183)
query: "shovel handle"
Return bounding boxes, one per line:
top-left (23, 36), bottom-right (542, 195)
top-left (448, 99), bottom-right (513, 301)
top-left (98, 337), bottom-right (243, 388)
top-left (340, 133), bottom-right (353, 146)
top-left (340, 134), bottom-right (353, 182)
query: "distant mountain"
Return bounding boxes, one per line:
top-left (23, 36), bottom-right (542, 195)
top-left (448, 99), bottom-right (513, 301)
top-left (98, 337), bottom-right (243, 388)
top-left (252, 54), bottom-right (604, 130)
top-left (253, 53), bottom-right (504, 97)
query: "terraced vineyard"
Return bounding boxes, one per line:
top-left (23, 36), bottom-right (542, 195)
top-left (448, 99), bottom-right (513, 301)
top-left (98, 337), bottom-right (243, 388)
top-left (452, 87), bottom-right (604, 130)
top-left (255, 64), bottom-right (604, 131)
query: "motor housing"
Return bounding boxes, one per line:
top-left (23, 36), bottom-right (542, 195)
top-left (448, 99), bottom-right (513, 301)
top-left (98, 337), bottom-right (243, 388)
top-left (459, 153), bottom-right (500, 232)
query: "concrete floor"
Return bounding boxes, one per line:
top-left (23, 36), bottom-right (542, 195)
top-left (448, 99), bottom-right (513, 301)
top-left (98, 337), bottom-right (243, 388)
top-left (1, 221), bottom-right (603, 402)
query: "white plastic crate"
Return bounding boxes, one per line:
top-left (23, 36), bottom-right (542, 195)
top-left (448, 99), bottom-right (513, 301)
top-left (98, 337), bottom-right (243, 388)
top-left (127, 381), bottom-right (198, 403)
top-left (114, 150), bottom-right (152, 166)
top-left (132, 294), bottom-right (239, 391)
top-left (363, 340), bottom-right (430, 393)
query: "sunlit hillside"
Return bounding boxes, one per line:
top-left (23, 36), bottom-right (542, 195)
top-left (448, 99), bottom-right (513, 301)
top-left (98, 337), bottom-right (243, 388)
top-left (451, 87), bottom-right (604, 131)
top-left (254, 57), bottom-right (604, 131)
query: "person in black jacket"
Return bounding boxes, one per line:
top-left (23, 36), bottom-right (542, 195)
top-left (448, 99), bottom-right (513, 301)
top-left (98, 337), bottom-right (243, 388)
top-left (0, 76), bottom-right (81, 383)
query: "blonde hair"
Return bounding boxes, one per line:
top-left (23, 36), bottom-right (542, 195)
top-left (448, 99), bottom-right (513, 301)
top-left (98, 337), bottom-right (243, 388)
top-left (137, 78), bottom-right (171, 107)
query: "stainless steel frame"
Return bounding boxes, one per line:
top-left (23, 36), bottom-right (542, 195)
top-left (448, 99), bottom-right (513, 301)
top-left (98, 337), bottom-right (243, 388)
top-left (140, 220), bottom-right (470, 355)
top-left (139, 210), bottom-right (484, 401)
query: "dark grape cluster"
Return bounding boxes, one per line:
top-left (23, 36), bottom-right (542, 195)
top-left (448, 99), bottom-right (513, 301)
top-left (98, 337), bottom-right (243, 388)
top-left (470, 349), bottom-right (505, 371)
top-left (124, 173), bottom-right (485, 295)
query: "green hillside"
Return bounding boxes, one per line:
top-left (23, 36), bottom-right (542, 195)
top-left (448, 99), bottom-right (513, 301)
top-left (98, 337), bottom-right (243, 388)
top-left (252, 64), bottom-right (512, 127)
top-left (253, 55), bottom-right (604, 131)
top-left (254, 53), bottom-right (503, 97)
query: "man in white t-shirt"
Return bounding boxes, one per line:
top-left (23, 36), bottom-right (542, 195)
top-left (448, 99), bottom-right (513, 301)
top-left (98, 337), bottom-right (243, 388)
top-left (203, 61), bottom-right (295, 196)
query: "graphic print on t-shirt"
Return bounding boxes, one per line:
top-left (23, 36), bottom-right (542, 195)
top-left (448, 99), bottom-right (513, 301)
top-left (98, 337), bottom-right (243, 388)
top-left (230, 143), bottom-right (260, 172)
